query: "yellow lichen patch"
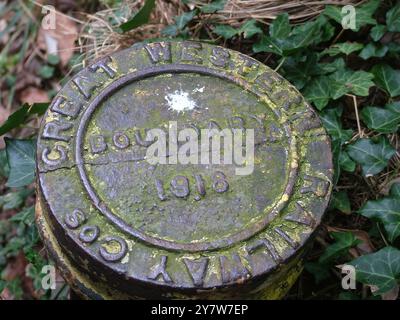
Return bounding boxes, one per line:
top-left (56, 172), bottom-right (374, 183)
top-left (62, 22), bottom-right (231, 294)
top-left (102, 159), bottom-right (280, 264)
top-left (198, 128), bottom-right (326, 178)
top-left (101, 239), bottom-right (122, 254)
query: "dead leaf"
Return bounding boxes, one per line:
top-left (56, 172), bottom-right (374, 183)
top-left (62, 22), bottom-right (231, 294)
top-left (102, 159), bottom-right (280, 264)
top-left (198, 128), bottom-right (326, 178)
top-left (381, 285), bottom-right (399, 300)
top-left (368, 284), bottom-right (399, 300)
top-left (351, 230), bottom-right (375, 255)
top-left (0, 288), bottom-right (13, 300)
top-left (0, 19), bottom-right (8, 45)
top-left (37, 10), bottom-right (78, 66)
top-left (14, 70), bottom-right (42, 92)
top-left (1, 252), bottom-right (38, 299)
top-left (327, 226), bottom-right (375, 258)
top-left (19, 87), bottom-right (49, 104)
top-left (2, 252), bottom-right (28, 281)
top-left (0, 105), bottom-right (11, 149)
top-left (382, 177), bottom-right (400, 196)
top-left (0, 105), bottom-right (10, 126)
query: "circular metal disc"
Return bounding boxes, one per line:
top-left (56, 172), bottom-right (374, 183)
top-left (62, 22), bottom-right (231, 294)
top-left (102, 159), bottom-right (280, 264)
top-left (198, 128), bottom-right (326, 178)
top-left (37, 41), bottom-right (333, 298)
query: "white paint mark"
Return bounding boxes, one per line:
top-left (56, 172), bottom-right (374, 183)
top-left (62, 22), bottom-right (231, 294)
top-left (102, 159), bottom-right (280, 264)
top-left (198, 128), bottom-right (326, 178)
top-left (193, 86), bottom-right (204, 93)
top-left (165, 90), bottom-right (197, 112)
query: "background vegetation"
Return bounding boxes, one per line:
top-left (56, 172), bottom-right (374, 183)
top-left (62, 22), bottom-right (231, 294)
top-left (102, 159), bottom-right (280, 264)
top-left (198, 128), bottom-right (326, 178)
top-left (0, 0), bottom-right (399, 299)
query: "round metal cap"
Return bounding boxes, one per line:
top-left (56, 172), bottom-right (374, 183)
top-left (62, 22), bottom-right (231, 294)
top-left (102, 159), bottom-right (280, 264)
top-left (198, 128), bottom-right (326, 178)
top-left (36, 41), bottom-right (333, 299)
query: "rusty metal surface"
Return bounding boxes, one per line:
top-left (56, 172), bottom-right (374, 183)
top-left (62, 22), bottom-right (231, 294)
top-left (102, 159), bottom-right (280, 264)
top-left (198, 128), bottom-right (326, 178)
top-left (36, 41), bottom-right (333, 299)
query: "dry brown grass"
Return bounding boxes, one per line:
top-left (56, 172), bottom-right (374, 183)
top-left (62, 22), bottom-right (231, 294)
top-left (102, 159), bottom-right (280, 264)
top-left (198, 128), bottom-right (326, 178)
top-left (78, 0), bottom-right (186, 62)
top-left (78, 0), bottom-right (365, 62)
top-left (195, 0), bottom-right (366, 26)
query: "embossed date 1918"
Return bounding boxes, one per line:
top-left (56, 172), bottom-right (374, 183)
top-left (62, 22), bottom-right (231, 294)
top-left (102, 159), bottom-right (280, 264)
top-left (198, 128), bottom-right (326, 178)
top-left (155, 171), bottom-right (229, 201)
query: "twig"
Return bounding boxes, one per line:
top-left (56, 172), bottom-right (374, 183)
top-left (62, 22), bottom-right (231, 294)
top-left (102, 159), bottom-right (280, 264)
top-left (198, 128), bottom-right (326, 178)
top-left (347, 94), bottom-right (363, 138)
top-left (274, 57), bottom-right (286, 72)
top-left (331, 28), bottom-right (345, 45)
top-left (376, 222), bottom-right (389, 247)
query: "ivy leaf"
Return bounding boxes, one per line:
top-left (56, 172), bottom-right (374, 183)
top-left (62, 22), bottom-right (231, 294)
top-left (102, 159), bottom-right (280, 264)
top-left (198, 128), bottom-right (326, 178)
top-left (38, 65), bottom-right (55, 79)
top-left (322, 42), bottom-right (364, 56)
top-left (239, 19), bottom-right (262, 38)
top-left (323, 6), bottom-right (343, 26)
top-left (388, 43), bottom-right (400, 55)
top-left (269, 13), bottom-right (291, 39)
top-left (315, 15), bottom-right (336, 43)
top-left (319, 232), bottom-right (361, 264)
top-left (350, 246), bottom-right (400, 295)
top-left (200, 0), bottom-right (226, 13)
top-left (47, 54), bottom-right (60, 66)
top-left (338, 292), bottom-right (361, 300)
top-left (321, 107), bottom-right (354, 183)
top-left (359, 197), bottom-right (400, 243)
top-left (10, 206), bottom-right (35, 225)
top-left (358, 183), bottom-right (400, 243)
top-left (162, 9), bottom-right (198, 36)
top-left (320, 107), bottom-right (353, 142)
top-left (347, 136), bottom-right (396, 177)
top-left (317, 58), bottom-right (346, 75)
top-left (24, 223), bottom-right (40, 249)
top-left (329, 70), bottom-right (374, 99)
top-left (252, 34), bottom-right (283, 55)
top-left (390, 182), bottom-right (400, 198)
top-left (161, 25), bottom-right (180, 37)
top-left (360, 104), bottom-right (400, 133)
top-left (215, 19), bottom-right (262, 40)
top-left (324, 0), bottom-right (379, 31)
top-left (175, 9), bottom-right (198, 30)
top-left (359, 43), bottom-right (388, 60)
top-left (118, 0), bottom-right (155, 32)
top-left (285, 19), bottom-right (322, 52)
top-left (386, 3), bottom-right (400, 32)
top-left (0, 237), bottom-right (26, 258)
top-left (213, 24), bottom-right (238, 39)
top-left (354, 0), bottom-right (380, 28)
top-left (305, 262), bottom-right (331, 284)
top-left (331, 140), bottom-right (355, 184)
top-left (371, 64), bottom-right (400, 98)
top-left (0, 149), bottom-right (10, 178)
top-left (0, 189), bottom-right (32, 210)
top-left (339, 149), bottom-right (356, 172)
top-left (303, 76), bottom-right (331, 110)
top-left (253, 18), bottom-right (322, 56)
top-left (283, 53), bottom-right (321, 89)
top-left (330, 191), bottom-right (351, 214)
top-left (370, 24), bottom-right (386, 41)
top-left (5, 138), bottom-right (36, 188)
top-left (0, 103), bottom-right (49, 136)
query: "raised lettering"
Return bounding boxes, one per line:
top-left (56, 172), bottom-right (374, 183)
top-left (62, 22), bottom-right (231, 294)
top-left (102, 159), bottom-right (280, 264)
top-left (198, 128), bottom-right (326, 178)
top-left (65, 209), bottom-right (86, 229)
top-left (247, 238), bottom-right (281, 262)
top-left (183, 257), bottom-right (209, 286)
top-left (301, 175), bottom-right (329, 197)
top-left (99, 236), bottom-right (127, 262)
top-left (90, 135), bottom-right (107, 154)
top-left (72, 76), bottom-right (96, 100)
top-left (112, 132), bottom-right (130, 149)
top-left (79, 225), bottom-right (100, 244)
top-left (147, 255), bottom-right (173, 283)
top-left (89, 56), bottom-right (116, 78)
top-left (51, 96), bottom-right (82, 118)
top-left (237, 54), bottom-right (258, 76)
top-left (274, 227), bottom-right (299, 249)
top-left (284, 202), bottom-right (316, 227)
top-left (42, 121), bottom-right (72, 142)
top-left (210, 47), bottom-right (230, 68)
top-left (41, 145), bottom-right (67, 166)
top-left (181, 42), bottom-right (203, 64)
top-left (219, 253), bottom-right (249, 284)
top-left (144, 42), bottom-right (172, 63)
